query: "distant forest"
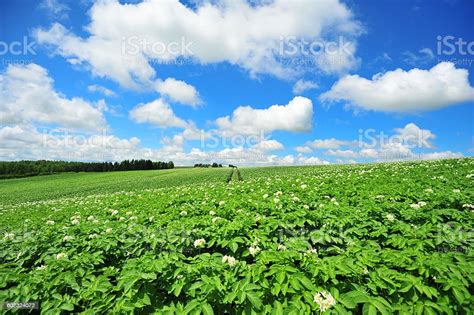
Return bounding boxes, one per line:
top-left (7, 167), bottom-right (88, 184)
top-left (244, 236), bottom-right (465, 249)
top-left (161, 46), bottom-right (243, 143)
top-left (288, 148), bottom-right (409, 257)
top-left (0, 160), bottom-right (174, 179)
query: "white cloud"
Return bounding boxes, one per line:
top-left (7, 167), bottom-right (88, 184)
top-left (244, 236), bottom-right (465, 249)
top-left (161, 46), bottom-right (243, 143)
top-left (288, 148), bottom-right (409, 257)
top-left (129, 98), bottom-right (189, 129)
top-left (155, 78), bottom-right (201, 107)
top-left (0, 125), bottom-right (140, 162)
top-left (88, 84), bottom-right (117, 97)
top-left (215, 96), bottom-right (313, 136)
top-left (34, 0), bottom-right (362, 88)
top-left (403, 48), bottom-right (434, 66)
top-left (295, 146), bottom-right (313, 153)
top-left (394, 123), bottom-right (435, 148)
top-left (292, 79), bottom-right (318, 94)
top-left (325, 149), bottom-right (358, 158)
top-left (320, 62), bottom-right (474, 112)
top-left (307, 138), bottom-right (352, 149)
top-left (0, 63), bottom-right (106, 132)
top-left (252, 139), bottom-right (284, 151)
top-left (419, 151), bottom-right (463, 160)
top-left (296, 155), bottom-right (330, 165)
top-left (39, 0), bottom-right (70, 20)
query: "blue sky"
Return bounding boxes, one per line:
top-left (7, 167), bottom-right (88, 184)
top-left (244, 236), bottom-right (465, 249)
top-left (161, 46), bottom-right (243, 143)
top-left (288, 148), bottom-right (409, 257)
top-left (0, 0), bottom-right (473, 165)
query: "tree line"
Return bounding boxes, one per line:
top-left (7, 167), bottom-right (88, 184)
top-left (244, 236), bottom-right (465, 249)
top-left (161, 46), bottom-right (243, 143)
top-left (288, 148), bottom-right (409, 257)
top-left (0, 160), bottom-right (174, 179)
top-left (193, 163), bottom-right (223, 168)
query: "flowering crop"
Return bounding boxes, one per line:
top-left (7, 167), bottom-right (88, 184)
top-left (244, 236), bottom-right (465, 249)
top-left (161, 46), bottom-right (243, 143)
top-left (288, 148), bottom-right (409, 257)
top-left (0, 158), bottom-right (473, 313)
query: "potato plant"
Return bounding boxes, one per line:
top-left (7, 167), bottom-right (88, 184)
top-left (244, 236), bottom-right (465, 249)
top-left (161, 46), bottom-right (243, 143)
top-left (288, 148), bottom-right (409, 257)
top-left (1, 158), bottom-right (473, 314)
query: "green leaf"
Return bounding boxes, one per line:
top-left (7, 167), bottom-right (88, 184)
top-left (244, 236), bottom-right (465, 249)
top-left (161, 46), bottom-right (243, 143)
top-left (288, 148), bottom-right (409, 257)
top-left (201, 303), bottom-right (213, 315)
top-left (246, 291), bottom-right (262, 309)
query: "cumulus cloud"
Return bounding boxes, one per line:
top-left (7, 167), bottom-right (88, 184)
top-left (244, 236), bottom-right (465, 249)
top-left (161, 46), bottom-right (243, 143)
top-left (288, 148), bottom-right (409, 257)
top-left (34, 0), bottom-right (362, 88)
top-left (88, 84), bottom-right (117, 97)
top-left (215, 96), bottom-right (313, 136)
top-left (320, 62), bottom-right (474, 112)
top-left (252, 139), bottom-right (284, 151)
top-left (0, 125), bottom-right (327, 166)
top-left (155, 78), bottom-right (201, 107)
top-left (295, 146), bottom-right (313, 153)
top-left (129, 98), bottom-right (190, 129)
top-left (0, 125), bottom-right (140, 162)
top-left (394, 123), bottom-right (435, 148)
top-left (307, 138), bottom-right (353, 149)
top-left (0, 63), bottom-right (106, 132)
top-left (292, 79), bottom-right (318, 94)
top-left (317, 123), bottom-right (463, 161)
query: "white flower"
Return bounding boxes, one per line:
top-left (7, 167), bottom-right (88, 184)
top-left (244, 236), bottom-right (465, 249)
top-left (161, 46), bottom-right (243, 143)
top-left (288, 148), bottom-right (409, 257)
top-left (56, 253), bottom-right (67, 260)
top-left (292, 196), bottom-right (300, 202)
top-left (263, 194), bottom-right (269, 199)
top-left (453, 189), bottom-right (461, 193)
top-left (111, 210), bottom-right (119, 216)
top-left (249, 245), bottom-right (261, 256)
top-left (209, 210), bottom-right (216, 216)
top-left (176, 274), bottom-right (184, 279)
top-left (273, 198), bottom-right (280, 204)
top-left (363, 267), bottom-right (369, 275)
top-left (129, 216), bottom-right (137, 221)
top-left (180, 211), bottom-right (187, 216)
top-left (386, 214), bottom-right (395, 222)
top-left (88, 233), bottom-right (98, 239)
top-left (219, 201), bottom-right (225, 206)
top-left (149, 216), bottom-right (155, 222)
top-left (425, 188), bottom-right (434, 193)
top-left (410, 203), bottom-right (420, 209)
top-left (194, 238), bottom-right (206, 248)
top-left (277, 244), bottom-right (286, 251)
top-left (418, 201), bottom-right (427, 207)
top-left (222, 255), bottom-right (237, 267)
top-left (212, 217), bottom-right (219, 223)
top-left (63, 235), bottom-right (74, 242)
top-left (303, 205), bottom-right (310, 210)
top-left (462, 204), bottom-right (474, 209)
top-left (305, 248), bottom-right (318, 256)
top-left (314, 291), bottom-right (336, 312)
top-left (36, 265), bottom-right (46, 270)
top-left (92, 219), bottom-right (99, 224)
top-left (105, 228), bottom-right (113, 233)
top-left (46, 220), bottom-right (55, 225)
top-left (301, 184), bottom-right (307, 189)
top-left (275, 191), bottom-right (283, 196)
top-left (87, 215), bottom-right (95, 221)
top-left (71, 219), bottom-right (80, 225)
top-left (4, 232), bottom-right (15, 241)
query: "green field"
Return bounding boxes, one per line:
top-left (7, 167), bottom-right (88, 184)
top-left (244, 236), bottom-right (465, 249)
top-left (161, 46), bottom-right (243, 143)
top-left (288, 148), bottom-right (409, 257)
top-left (1, 159), bottom-right (473, 314)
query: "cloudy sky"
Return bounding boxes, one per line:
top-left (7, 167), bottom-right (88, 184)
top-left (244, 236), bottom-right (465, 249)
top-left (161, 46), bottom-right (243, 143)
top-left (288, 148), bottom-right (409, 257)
top-left (0, 0), bottom-right (473, 165)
